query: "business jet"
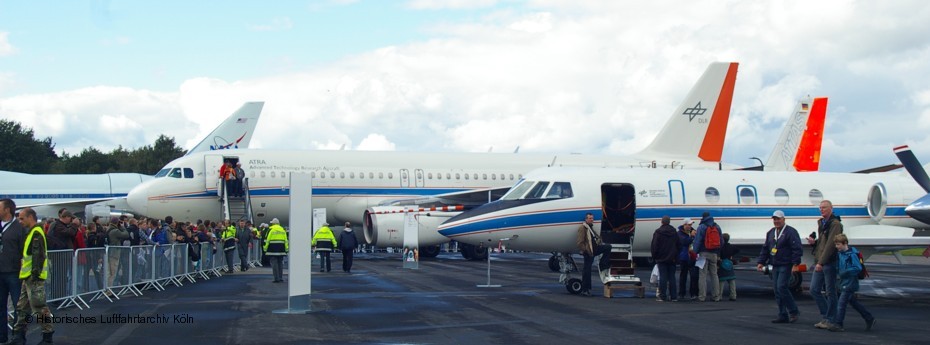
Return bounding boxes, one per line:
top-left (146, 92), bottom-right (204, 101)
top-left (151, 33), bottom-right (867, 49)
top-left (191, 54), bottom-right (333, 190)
top-left (436, 146), bottom-right (930, 289)
top-left (1, 102), bottom-right (264, 219)
top-left (126, 62), bottom-right (739, 252)
top-left (363, 95), bottom-right (830, 259)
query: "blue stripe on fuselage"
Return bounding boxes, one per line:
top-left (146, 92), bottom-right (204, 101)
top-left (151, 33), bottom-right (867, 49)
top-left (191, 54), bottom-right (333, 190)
top-left (1, 193), bottom-right (128, 199)
top-left (161, 187), bottom-right (470, 200)
top-left (438, 206), bottom-right (906, 237)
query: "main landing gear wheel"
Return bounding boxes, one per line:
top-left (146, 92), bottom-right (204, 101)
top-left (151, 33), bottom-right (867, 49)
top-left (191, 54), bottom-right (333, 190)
top-left (419, 245), bottom-right (441, 258)
top-left (548, 255), bottom-right (560, 272)
top-left (459, 243), bottom-right (488, 260)
top-left (566, 278), bottom-right (583, 295)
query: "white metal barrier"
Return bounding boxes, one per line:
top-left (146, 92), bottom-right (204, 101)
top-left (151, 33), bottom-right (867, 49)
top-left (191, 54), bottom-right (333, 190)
top-left (0, 239), bottom-right (267, 314)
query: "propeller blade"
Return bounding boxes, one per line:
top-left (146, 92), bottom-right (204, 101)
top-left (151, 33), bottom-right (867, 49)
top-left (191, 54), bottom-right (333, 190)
top-left (894, 145), bottom-right (930, 193)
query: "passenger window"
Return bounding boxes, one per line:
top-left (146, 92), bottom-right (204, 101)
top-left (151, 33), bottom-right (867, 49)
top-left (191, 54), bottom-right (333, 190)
top-left (169, 168), bottom-right (182, 178)
top-left (369, 172), bottom-right (374, 179)
top-left (261, 171), bottom-right (266, 178)
top-left (509, 174), bottom-right (514, 180)
top-left (545, 182), bottom-right (573, 199)
top-left (775, 188), bottom-right (789, 205)
top-left (473, 173), bottom-right (478, 180)
top-left (388, 173), bottom-right (393, 179)
top-left (455, 173), bottom-right (460, 180)
top-left (500, 174), bottom-right (505, 180)
top-left (350, 172), bottom-right (355, 179)
top-left (525, 182), bottom-right (551, 199)
top-left (417, 171), bottom-right (422, 180)
top-left (428, 173), bottom-right (433, 179)
top-left (379, 172), bottom-right (384, 179)
top-left (705, 187), bottom-right (720, 204)
top-left (340, 172), bottom-right (345, 178)
top-left (437, 173), bottom-right (442, 180)
top-left (330, 172), bottom-right (336, 178)
top-left (446, 173), bottom-right (451, 180)
top-left (271, 171), bottom-right (276, 178)
top-left (311, 172), bottom-right (316, 178)
top-left (465, 174), bottom-right (469, 180)
top-left (809, 189), bottom-right (824, 205)
top-left (183, 168), bottom-right (193, 178)
top-left (491, 174), bottom-right (497, 180)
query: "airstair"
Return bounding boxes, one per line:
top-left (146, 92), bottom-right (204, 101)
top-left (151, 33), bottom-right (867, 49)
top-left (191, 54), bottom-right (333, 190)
top-left (221, 178), bottom-right (254, 223)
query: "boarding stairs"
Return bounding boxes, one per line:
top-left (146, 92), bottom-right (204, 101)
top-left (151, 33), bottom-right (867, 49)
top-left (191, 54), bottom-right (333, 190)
top-left (221, 178), bottom-right (254, 223)
top-left (601, 244), bottom-right (643, 298)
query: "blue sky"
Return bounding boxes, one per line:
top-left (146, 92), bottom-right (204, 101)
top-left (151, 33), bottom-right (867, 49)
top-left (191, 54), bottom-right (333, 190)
top-left (2, 0), bottom-right (930, 173)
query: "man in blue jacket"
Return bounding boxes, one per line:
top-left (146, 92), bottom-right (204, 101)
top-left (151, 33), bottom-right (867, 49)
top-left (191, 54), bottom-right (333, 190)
top-left (693, 212), bottom-right (723, 302)
top-left (757, 210), bottom-right (803, 324)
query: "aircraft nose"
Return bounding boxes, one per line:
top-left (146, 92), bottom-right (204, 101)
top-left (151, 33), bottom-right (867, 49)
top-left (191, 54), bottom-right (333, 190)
top-left (126, 185), bottom-right (149, 216)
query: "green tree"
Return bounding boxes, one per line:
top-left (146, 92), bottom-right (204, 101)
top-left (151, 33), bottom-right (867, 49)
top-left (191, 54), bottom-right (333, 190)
top-left (0, 119), bottom-right (59, 173)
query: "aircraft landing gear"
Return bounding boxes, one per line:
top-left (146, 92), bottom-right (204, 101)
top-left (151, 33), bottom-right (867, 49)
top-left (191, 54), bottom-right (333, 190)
top-left (789, 271), bottom-right (803, 293)
top-left (548, 253), bottom-right (560, 272)
top-left (419, 244), bottom-right (441, 258)
top-left (459, 243), bottom-right (488, 260)
top-left (565, 278), bottom-right (583, 295)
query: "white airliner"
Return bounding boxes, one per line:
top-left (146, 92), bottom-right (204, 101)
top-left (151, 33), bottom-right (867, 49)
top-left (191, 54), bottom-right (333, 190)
top-left (126, 62), bottom-right (739, 252)
top-left (1, 102), bottom-right (264, 219)
top-left (436, 150), bottom-right (930, 265)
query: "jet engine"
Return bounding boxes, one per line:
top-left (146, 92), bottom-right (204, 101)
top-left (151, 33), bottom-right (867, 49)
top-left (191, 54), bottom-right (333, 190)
top-left (866, 183), bottom-right (888, 223)
top-left (363, 205), bottom-right (460, 250)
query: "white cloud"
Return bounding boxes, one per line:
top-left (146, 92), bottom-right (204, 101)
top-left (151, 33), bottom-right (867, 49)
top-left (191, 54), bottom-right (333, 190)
top-left (249, 17), bottom-right (293, 32)
top-left (356, 133), bottom-right (397, 151)
top-left (0, 32), bottom-right (17, 56)
top-left (4, 0), bottom-right (930, 172)
top-left (406, 0), bottom-right (499, 10)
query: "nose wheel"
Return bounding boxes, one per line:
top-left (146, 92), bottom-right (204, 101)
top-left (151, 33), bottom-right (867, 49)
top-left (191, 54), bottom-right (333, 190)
top-left (565, 278), bottom-right (583, 295)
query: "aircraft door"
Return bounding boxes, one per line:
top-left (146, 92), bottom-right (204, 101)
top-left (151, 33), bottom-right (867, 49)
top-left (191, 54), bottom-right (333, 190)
top-left (400, 169), bottom-right (410, 187)
top-left (600, 183), bottom-right (636, 245)
top-left (414, 169), bottom-right (425, 188)
top-left (668, 180), bottom-right (685, 204)
top-left (205, 154), bottom-right (224, 192)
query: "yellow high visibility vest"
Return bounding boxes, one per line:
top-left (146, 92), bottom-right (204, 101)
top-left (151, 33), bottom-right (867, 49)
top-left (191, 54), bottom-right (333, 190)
top-left (20, 226), bottom-right (49, 280)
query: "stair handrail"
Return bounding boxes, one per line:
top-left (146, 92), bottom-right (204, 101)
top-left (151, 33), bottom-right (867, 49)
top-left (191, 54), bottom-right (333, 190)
top-left (243, 177), bottom-right (254, 223)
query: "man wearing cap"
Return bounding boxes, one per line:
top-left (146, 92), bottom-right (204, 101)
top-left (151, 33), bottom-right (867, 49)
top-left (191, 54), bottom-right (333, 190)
top-left (263, 218), bottom-right (288, 282)
top-left (47, 210), bottom-right (77, 250)
top-left (757, 210), bottom-right (803, 324)
top-left (693, 211), bottom-right (723, 302)
top-left (677, 218), bottom-right (697, 300)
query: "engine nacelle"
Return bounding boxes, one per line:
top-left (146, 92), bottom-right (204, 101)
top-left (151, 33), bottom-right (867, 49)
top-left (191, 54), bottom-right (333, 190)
top-left (866, 183), bottom-right (888, 223)
top-left (363, 206), bottom-right (455, 247)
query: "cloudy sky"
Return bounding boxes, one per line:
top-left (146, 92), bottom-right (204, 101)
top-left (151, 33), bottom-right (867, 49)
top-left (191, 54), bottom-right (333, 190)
top-left (1, 0), bottom-right (929, 173)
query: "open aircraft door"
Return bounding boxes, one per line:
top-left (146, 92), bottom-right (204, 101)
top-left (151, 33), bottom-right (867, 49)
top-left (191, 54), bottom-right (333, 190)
top-left (204, 154), bottom-right (224, 193)
top-left (600, 183), bottom-right (636, 244)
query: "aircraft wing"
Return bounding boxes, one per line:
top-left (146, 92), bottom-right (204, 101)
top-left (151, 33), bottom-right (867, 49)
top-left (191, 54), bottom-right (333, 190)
top-left (379, 186), bottom-right (512, 208)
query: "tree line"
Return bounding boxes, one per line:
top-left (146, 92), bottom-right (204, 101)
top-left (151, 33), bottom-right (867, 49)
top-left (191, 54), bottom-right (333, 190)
top-left (1, 119), bottom-right (185, 175)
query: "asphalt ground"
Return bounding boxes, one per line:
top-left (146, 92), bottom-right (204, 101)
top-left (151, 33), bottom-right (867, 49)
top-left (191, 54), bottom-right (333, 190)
top-left (40, 252), bottom-right (930, 344)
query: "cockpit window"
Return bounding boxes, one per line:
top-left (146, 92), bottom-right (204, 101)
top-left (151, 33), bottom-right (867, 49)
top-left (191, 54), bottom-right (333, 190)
top-left (155, 169), bottom-right (170, 178)
top-left (524, 181), bottom-right (551, 199)
top-left (545, 182), bottom-right (573, 199)
top-left (183, 168), bottom-right (194, 178)
top-left (168, 168), bottom-right (182, 178)
top-left (501, 180), bottom-right (533, 200)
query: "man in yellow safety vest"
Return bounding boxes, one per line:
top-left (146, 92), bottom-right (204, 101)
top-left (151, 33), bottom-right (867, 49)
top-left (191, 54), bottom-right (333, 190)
top-left (11, 208), bottom-right (53, 344)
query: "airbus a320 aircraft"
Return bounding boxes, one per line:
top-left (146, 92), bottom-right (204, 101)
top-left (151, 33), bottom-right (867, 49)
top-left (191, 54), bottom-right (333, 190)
top-left (126, 62), bottom-right (740, 257)
top-left (1, 102), bottom-right (264, 219)
top-left (437, 146), bottom-right (930, 289)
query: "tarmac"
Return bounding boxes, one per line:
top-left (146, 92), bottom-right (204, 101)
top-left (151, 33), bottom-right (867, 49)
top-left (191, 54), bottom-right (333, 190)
top-left (41, 252), bottom-right (930, 344)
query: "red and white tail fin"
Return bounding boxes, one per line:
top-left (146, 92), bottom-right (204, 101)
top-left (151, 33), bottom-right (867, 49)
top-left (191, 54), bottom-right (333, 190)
top-left (766, 97), bottom-right (827, 171)
top-left (636, 62), bottom-right (738, 162)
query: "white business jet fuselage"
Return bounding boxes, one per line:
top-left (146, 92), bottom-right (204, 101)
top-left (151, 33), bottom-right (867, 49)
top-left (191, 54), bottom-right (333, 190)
top-left (437, 166), bottom-right (930, 261)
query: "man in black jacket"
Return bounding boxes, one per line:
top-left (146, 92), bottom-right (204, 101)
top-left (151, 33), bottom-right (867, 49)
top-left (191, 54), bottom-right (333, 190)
top-left (0, 199), bottom-right (24, 343)
top-left (48, 210), bottom-right (77, 250)
top-left (757, 210), bottom-right (803, 324)
top-left (338, 222), bottom-right (359, 273)
top-left (651, 215), bottom-right (680, 302)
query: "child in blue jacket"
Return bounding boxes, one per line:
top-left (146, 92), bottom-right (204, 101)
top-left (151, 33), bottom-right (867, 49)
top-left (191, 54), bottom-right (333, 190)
top-left (827, 234), bottom-right (876, 332)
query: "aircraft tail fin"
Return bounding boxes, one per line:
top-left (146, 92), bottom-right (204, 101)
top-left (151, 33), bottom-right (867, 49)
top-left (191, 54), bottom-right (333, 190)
top-left (185, 102), bottom-right (264, 155)
top-left (637, 62), bottom-right (738, 162)
top-left (765, 97), bottom-right (827, 171)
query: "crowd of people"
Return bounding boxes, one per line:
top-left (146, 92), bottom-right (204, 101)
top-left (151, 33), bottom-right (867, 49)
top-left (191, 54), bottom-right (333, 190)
top-left (638, 200), bottom-right (874, 332)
